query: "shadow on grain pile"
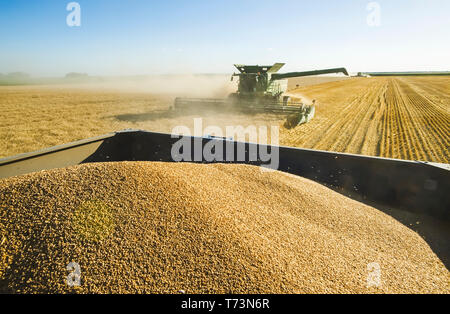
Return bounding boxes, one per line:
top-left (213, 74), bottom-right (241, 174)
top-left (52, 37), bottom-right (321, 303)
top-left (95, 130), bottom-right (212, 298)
top-left (0, 161), bottom-right (449, 294)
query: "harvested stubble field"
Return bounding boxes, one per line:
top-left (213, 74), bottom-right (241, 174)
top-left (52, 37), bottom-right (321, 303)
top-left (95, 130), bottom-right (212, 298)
top-left (1, 162), bottom-right (449, 293)
top-left (283, 76), bottom-right (450, 163)
top-left (0, 76), bottom-right (448, 163)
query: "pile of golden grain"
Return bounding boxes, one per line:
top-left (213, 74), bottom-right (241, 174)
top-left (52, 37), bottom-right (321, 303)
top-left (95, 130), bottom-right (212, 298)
top-left (0, 162), bottom-right (448, 293)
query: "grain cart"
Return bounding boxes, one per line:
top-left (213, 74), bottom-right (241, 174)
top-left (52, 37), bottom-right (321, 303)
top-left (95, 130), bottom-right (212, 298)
top-left (174, 63), bottom-right (349, 127)
top-left (1, 130), bottom-right (448, 266)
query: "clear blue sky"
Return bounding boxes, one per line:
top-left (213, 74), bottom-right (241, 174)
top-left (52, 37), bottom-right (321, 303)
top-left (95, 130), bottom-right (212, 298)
top-left (0, 0), bottom-right (449, 76)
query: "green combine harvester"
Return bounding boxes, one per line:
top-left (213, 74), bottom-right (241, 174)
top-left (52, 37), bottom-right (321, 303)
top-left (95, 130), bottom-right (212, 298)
top-left (174, 63), bottom-right (349, 127)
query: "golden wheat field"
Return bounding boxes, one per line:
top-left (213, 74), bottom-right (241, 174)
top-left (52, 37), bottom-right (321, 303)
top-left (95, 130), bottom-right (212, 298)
top-left (0, 76), bottom-right (449, 163)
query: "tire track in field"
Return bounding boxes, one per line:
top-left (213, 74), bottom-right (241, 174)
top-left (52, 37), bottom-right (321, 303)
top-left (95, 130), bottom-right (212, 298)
top-left (384, 80), bottom-right (410, 159)
top-left (388, 79), bottom-right (430, 161)
top-left (282, 79), bottom-right (373, 149)
top-left (361, 82), bottom-right (388, 156)
top-left (308, 84), bottom-right (377, 152)
top-left (378, 90), bottom-right (389, 157)
top-left (330, 80), bottom-right (386, 154)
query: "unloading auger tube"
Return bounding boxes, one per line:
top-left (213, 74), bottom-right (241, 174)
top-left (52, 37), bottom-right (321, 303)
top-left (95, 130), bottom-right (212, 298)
top-left (174, 63), bottom-right (348, 127)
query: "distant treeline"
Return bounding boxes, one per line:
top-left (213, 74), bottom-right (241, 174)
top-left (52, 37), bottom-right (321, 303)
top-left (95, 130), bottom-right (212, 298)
top-left (0, 72), bottom-right (229, 86)
top-left (0, 72), bottom-right (102, 86)
top-left (0, 72), bottom-right (32, 85)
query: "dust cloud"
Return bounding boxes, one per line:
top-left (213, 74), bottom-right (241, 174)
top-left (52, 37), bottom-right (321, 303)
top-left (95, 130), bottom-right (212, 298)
top-left (58, 74), bottom-right (238, 98)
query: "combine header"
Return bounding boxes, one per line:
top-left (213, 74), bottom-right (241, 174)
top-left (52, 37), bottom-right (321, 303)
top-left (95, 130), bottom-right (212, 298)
top-left (175, 63), bottom-right (348, 127)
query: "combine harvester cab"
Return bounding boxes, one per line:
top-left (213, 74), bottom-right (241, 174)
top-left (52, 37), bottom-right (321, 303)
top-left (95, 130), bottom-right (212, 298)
top-left (175, 63), bottom-right (348, 128)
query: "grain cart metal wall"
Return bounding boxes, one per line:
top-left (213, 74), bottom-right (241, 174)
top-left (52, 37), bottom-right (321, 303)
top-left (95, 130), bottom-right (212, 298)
top-left (1, 129), bottom-right (448, 220)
